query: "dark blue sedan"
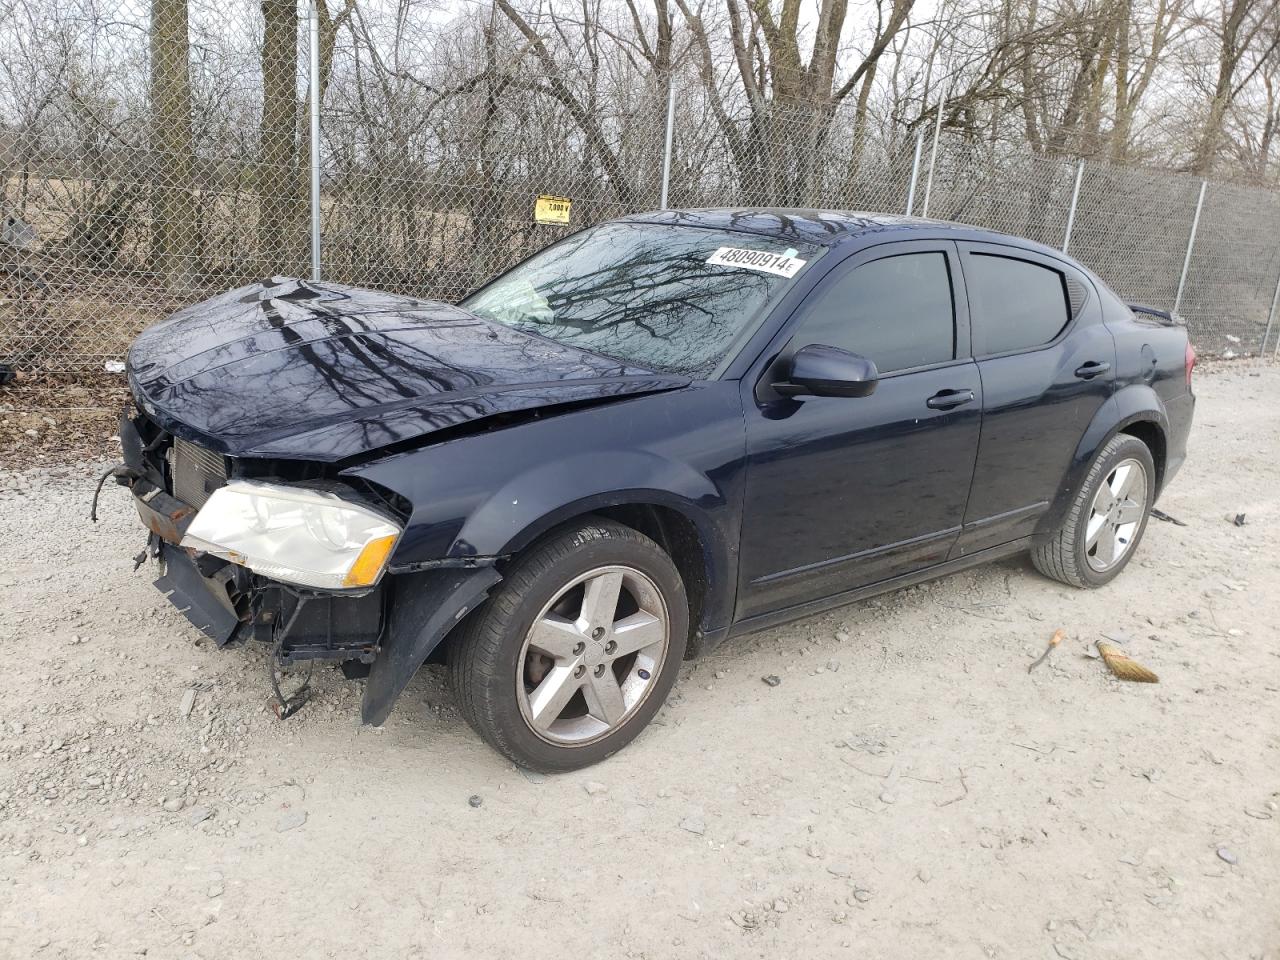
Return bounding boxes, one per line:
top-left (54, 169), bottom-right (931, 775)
top-left (117, 209), bottom-right (1195, 770)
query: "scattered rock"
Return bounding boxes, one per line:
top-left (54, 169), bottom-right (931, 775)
top-left (714, 670), bottom-right (727, 680)
top-left (879, 791), bottom-right (896, 804)
top-left (276, 810), bottom-right (307, 832)
top-left (468, 795), bottom-right (483, 808)
top-left (917, 868), bottom-right (932, 883)
top-left (762, 675), bottom-right (782, 687)
top-left (850, 888), bottom-right (873, 904)
top-left (772, 898), bottom-right (789, 913)
top-left (1216, 847), bottom-right (1238, 865)
top-left (835, 631), bottom-right (850, 643)
top-left (179, 688), bottom-right (197, 718)
top-left (186, 805), bottom-right (214, 826)
top-left (207, 884), bottom-right (224, 899)
top-left (161, 797), bottom-right (184, 813)
top-left (583, 781), bottom-right (607, 796)
top-left (679, 817), bottom-right (706, 836)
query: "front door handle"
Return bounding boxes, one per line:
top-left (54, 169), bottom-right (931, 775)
top-left (1074, 360), bottom-right (1112, 380)
top-left (926, 388), bottom-right (976, 410)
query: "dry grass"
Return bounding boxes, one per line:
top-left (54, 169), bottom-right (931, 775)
top-left (0, 371), bottom-right (130, 467)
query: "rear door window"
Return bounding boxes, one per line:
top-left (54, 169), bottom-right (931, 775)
top-left (790, 251), bottom-right (956, 374)
top-left (966, 254), bottom-right (1071, 356)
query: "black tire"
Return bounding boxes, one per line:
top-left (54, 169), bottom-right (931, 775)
top-left (449, 518), bottom-right (689, 772)
top-left (1031, 433), bottom-right (1156, 588)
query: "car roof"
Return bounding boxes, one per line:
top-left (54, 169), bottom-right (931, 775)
top-left (616, 207), bottom-right (1050, 254)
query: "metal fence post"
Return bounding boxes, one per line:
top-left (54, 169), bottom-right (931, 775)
top-left (905, 129), bottom-right (924, 215)
top-left (1173, 180), bottom-right (1207, 315)
top-left (659, 76), bottom-right (676, 210)
top-left (1062, 159), bottom-right (1084, 254)
top-left (920, 77), bottom-right (950, 219)
top-left (308, 0), bottom-right (321, 283)
top-left (1262, 259), bottom-right (1280, 356)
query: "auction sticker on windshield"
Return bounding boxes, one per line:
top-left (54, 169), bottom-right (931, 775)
top-left (706, 246), bottom-right (807, 278)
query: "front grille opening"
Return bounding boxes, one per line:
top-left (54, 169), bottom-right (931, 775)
top-left (171, 437), bottom-right (228, 509)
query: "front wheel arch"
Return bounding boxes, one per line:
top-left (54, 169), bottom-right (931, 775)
top-left (485, 502), bottom-right (717, 658)
top-left (492, 494), bottom-right (730, 650)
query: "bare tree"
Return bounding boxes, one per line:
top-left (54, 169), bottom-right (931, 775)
top-left (259, 0), bottom-right (300, 264)
top-left (1191, 0), bottom-right (1280, 173)
top-left (149, 0), bottom-right (196, 288)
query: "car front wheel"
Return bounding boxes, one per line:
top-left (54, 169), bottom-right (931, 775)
top-left (449, 518), bottom-right (689, 772)
top-left (1032, 433), bottom-right (1155, 588)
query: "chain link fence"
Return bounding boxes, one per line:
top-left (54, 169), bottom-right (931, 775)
top-left (3, 0), bottom-right (1280, 382)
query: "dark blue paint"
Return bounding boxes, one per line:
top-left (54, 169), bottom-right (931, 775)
top-left (128, 278), bottom-right (687, 460)
top-left (128, 210), bottom-right (1195, 660)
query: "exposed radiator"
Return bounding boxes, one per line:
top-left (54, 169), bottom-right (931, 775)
top-left (171, 437), bottom-right (228, 509)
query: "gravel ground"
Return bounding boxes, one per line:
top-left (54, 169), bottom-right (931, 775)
top-left (0, 364), bottom-right (1277, 959)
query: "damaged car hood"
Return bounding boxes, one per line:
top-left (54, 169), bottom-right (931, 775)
top-left (128, 278), bottom-right (689, 461)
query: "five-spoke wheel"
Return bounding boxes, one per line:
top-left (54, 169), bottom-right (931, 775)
top-left (450, 519), bottom-right (688, 772)
top-left (518, 566), bottom-right (670, 744)
top-left (1032, 433), bottom-right (1155, 588)
top-left (1084, 458), bottom-right (1148, 572)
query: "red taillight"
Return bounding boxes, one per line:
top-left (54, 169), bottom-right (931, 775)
top-left (1185, 341), bottom-right (1196, 390)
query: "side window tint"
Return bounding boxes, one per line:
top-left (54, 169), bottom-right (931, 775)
top-left (967, 254), bottom-right (1071, 355)
top-left (792, 252), bottom-right (955, 373)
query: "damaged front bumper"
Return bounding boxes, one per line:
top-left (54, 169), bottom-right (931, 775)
top-left (113, 409), bottom-right (502, 723)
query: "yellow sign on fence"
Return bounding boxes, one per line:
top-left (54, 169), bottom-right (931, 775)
top-left (534, 194), bottom-right (572, 225)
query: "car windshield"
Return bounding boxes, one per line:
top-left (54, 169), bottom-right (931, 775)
top-left (462, 222), bottom-right (823, 376)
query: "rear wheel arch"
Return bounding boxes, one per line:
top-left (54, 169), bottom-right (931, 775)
top-left (1117, 418), bottom-right (1167, 492)
top-left (1031, 432), bottom-right (1155, 588)
top-left (1042, 390), bottom-right (1169, 537)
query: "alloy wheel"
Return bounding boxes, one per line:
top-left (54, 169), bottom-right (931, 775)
top-left (516, 565), bottom-right (670, 745)
top-left (1085, 457), bottom-right (1148, 572)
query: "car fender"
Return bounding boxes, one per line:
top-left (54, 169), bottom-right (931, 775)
top-left (362, 567), bottom-right (503, 726)
top-left (459, 449), bottom-right (718, 551)
top-left (1037, 383), bottom-right (1168, 537)
top-left (347, 383), bottom-right (747, 638)
top-left (453, 451), bottom-right (736, 634)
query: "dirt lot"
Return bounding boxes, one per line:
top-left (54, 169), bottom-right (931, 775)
top-left (0, 364), bottom-right (1277, 960)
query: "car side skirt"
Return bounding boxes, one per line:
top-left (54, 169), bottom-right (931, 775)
top-left (724, 536), bottom-right (1033, 641)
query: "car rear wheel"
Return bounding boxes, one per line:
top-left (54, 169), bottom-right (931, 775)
top-left (449, 519), bottom-right (689, 772)
top-left (1031, 433), bottom-right (1155, 588)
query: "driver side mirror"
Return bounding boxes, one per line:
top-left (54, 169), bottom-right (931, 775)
top-left (772, 343), bottom-right (879, 399)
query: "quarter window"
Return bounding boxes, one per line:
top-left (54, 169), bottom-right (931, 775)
top-left (967, 254), bottom-right (1071, 355)
top-left (791, 252), bottom-right (955, 373)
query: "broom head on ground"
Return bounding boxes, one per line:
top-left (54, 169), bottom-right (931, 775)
top-left (1095, 641), bottom-right (1159, 683)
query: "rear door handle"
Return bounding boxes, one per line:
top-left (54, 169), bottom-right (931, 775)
top-left (926, 388), bottom-right (976, 410)
top-left (1074, 360), bottom-right (1111, 379)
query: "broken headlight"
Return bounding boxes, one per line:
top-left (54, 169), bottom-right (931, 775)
top-left (180, 480), bottom-right (401, 590)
